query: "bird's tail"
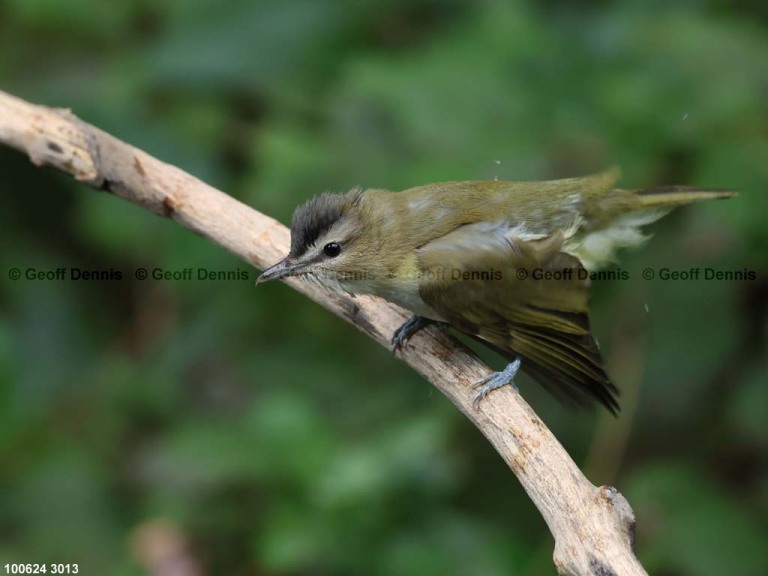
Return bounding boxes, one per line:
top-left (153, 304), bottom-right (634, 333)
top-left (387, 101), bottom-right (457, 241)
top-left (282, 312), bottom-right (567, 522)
top-left (636, 186), bottom-right (737, 209)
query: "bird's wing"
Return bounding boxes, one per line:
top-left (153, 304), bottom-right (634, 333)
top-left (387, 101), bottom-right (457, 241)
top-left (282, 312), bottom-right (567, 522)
top-left (399, 168), bottom-right (623, 236)
top-left (416, 223), bottom-right (619, 413)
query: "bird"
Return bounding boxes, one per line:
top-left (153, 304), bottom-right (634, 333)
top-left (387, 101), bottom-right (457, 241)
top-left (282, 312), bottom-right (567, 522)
top-left (256, 168), bottom-right (735, 414)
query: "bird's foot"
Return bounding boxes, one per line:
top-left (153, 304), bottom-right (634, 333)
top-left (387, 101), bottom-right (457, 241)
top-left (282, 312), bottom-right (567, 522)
top-left (391, 315), bottom-right (433, 353)
top-left (472, 358), bottom-right (522, 408)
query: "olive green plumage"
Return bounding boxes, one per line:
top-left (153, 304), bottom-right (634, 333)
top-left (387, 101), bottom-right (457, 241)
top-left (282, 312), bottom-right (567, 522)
top-left (258, 169), bottom-right (735, 413)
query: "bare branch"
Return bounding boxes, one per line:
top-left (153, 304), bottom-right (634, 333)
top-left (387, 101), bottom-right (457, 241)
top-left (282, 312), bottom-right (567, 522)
top-left (0, 90), bottom-right (647, 576)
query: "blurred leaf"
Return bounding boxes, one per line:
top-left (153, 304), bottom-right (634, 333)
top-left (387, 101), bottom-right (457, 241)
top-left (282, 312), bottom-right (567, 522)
top-left (628, 462), bottom-right (768, 576)
top-left (5, 0), bottom-right (138, 40)
top-left (148, 0), bottom-right (348, 91)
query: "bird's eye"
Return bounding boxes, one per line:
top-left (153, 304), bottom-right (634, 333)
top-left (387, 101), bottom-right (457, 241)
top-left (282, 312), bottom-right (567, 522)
top-left (323, 242), bottom-right (342, 258)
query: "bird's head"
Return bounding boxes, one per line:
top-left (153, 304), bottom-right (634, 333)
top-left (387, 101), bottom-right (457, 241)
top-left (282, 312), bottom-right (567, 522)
top-left (256, 188), bottom-right (372, 292)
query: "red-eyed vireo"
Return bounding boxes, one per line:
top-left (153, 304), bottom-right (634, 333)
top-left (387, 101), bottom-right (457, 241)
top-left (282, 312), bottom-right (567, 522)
top-left (257, 168), bottom-right (734, 413)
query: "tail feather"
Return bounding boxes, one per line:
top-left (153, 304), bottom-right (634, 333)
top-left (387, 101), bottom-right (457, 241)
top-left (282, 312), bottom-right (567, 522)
top-left (566, 185), bottom-right (736, 274)
top-left (636, 186), bottom-right (736, 209)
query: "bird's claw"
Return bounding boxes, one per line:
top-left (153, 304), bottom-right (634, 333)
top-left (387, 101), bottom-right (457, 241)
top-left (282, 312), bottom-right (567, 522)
top-left (472, 358), bottom-right (522, 408)
top-left (391, 316), bottom-right (432, 353)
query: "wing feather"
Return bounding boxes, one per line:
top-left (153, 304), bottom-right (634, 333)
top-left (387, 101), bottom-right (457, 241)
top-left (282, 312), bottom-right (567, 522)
top-left (417, 224), bottom-right (619, 413)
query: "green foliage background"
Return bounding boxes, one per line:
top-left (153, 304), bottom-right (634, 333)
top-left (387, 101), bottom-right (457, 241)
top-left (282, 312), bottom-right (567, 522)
top-left (1, 1), bottom-right (767, 574)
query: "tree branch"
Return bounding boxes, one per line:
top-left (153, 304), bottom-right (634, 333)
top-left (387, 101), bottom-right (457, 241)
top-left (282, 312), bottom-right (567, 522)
top-left (0, 90), bottom-right (646, 576)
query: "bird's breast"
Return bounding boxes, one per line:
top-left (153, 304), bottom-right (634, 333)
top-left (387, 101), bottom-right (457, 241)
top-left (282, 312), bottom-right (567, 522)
top-left (373, 278), bottom-right (442, 320)
top-left (340, 268), bottom-right (442, 320)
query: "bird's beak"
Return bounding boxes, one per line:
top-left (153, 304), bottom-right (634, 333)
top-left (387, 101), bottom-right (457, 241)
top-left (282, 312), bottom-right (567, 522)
top-left (256, 258), bottom-right (305, 285)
